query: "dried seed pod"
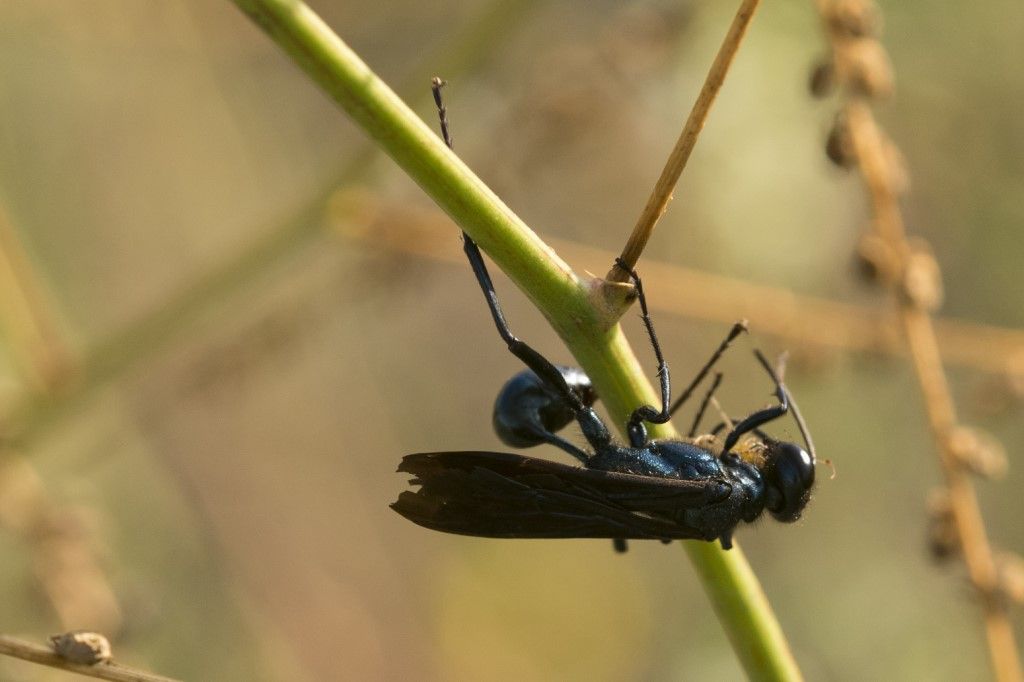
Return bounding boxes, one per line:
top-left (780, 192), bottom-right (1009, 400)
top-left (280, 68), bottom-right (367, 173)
top-left (809, 59), bottom-right (835, 98)
top-left (826, 115), bottom-right (856, 168)
top-left (926, 489), bottom-right (959, 561)
top-left (946, 425), bottom-right (1008, 479)
top-left (853, 231), bottom-right (899, 284)
top-left (49, 631), bottom-right (112, 665)
top-left (825, 0), bottom-right (882, 38)
top-left (900, 244), bottom-right (944, 311)
top-left (844, 39), bottom-right (894, 99)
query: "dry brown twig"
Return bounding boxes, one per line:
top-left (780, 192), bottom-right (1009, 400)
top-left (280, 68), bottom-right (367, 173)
top-left (609, 0), bottom-right (761, 282)
top-left (812, 0), bottom-right (1022, 678)
top-left (330, 189), bottom-right (1024, 379)
top-left (0, 633), bottom-right (179, 682)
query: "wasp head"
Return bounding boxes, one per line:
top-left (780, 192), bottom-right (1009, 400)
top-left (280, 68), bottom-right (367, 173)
top-left (761, 439), bottom-right (815, 523)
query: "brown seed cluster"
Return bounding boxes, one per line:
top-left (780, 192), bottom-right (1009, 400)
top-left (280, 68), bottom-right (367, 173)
top-left (811, 0), bottom-right (1022, 674)
top-left (811, 0), bottom-right (892, 105)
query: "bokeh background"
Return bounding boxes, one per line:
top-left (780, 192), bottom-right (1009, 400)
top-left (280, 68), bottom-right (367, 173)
top-left (1, 1), bottom-right (1022, 680)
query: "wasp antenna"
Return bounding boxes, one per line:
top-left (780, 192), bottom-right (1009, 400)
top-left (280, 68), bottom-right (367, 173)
top-left (754, 348), bottom-right (818, 465)
top-left (786, 383), bottom-right (818, 465)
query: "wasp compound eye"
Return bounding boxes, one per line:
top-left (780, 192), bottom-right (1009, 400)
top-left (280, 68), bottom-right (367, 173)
top-left (765, 442), bottom-right (815, 523)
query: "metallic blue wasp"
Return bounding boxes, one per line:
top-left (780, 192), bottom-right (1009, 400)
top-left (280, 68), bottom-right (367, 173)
top-left (391, 79), bottom-right (816, 550)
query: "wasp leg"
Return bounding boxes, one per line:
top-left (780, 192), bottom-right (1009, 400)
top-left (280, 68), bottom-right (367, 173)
top-left (615, 259), bottom-right (673, 447)
top-left (432, 78), bottom-right (611, 461)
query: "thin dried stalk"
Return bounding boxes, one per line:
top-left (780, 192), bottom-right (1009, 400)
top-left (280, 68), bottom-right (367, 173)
top-left (813, 1), bottom-right (1022, 678)
top-left (610, 0), bottom-right (761, 282)
top-left (0, 634), bottom-right (179, 682)
top-left (330, 189), bottom-right (1024, 377)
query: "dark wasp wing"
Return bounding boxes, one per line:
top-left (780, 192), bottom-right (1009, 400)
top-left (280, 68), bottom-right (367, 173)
top-left (391, 451), bottom-right (732, 540)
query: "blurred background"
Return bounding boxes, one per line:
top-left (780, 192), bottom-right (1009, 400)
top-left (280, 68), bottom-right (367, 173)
top-left (1, 1), bottom-right (1022, 679)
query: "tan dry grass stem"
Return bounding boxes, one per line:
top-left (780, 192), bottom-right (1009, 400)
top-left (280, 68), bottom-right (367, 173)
top-left (610, 0), bottom-right (761, 282)
top-left (330, 189), bottom-right (1024, 378)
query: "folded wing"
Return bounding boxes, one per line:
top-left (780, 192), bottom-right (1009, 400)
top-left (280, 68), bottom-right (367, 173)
top-left (392, 451), bottom-right (731, 540)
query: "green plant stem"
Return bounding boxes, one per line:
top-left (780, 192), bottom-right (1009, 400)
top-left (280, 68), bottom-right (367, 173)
top-left (686, 541), bottom-right (801, 679)
top-left (229, 1), bottom-right (802, 678)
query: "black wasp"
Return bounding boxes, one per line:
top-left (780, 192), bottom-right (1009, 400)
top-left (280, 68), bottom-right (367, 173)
top-left (391, 78), bottom-right (817, 551)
